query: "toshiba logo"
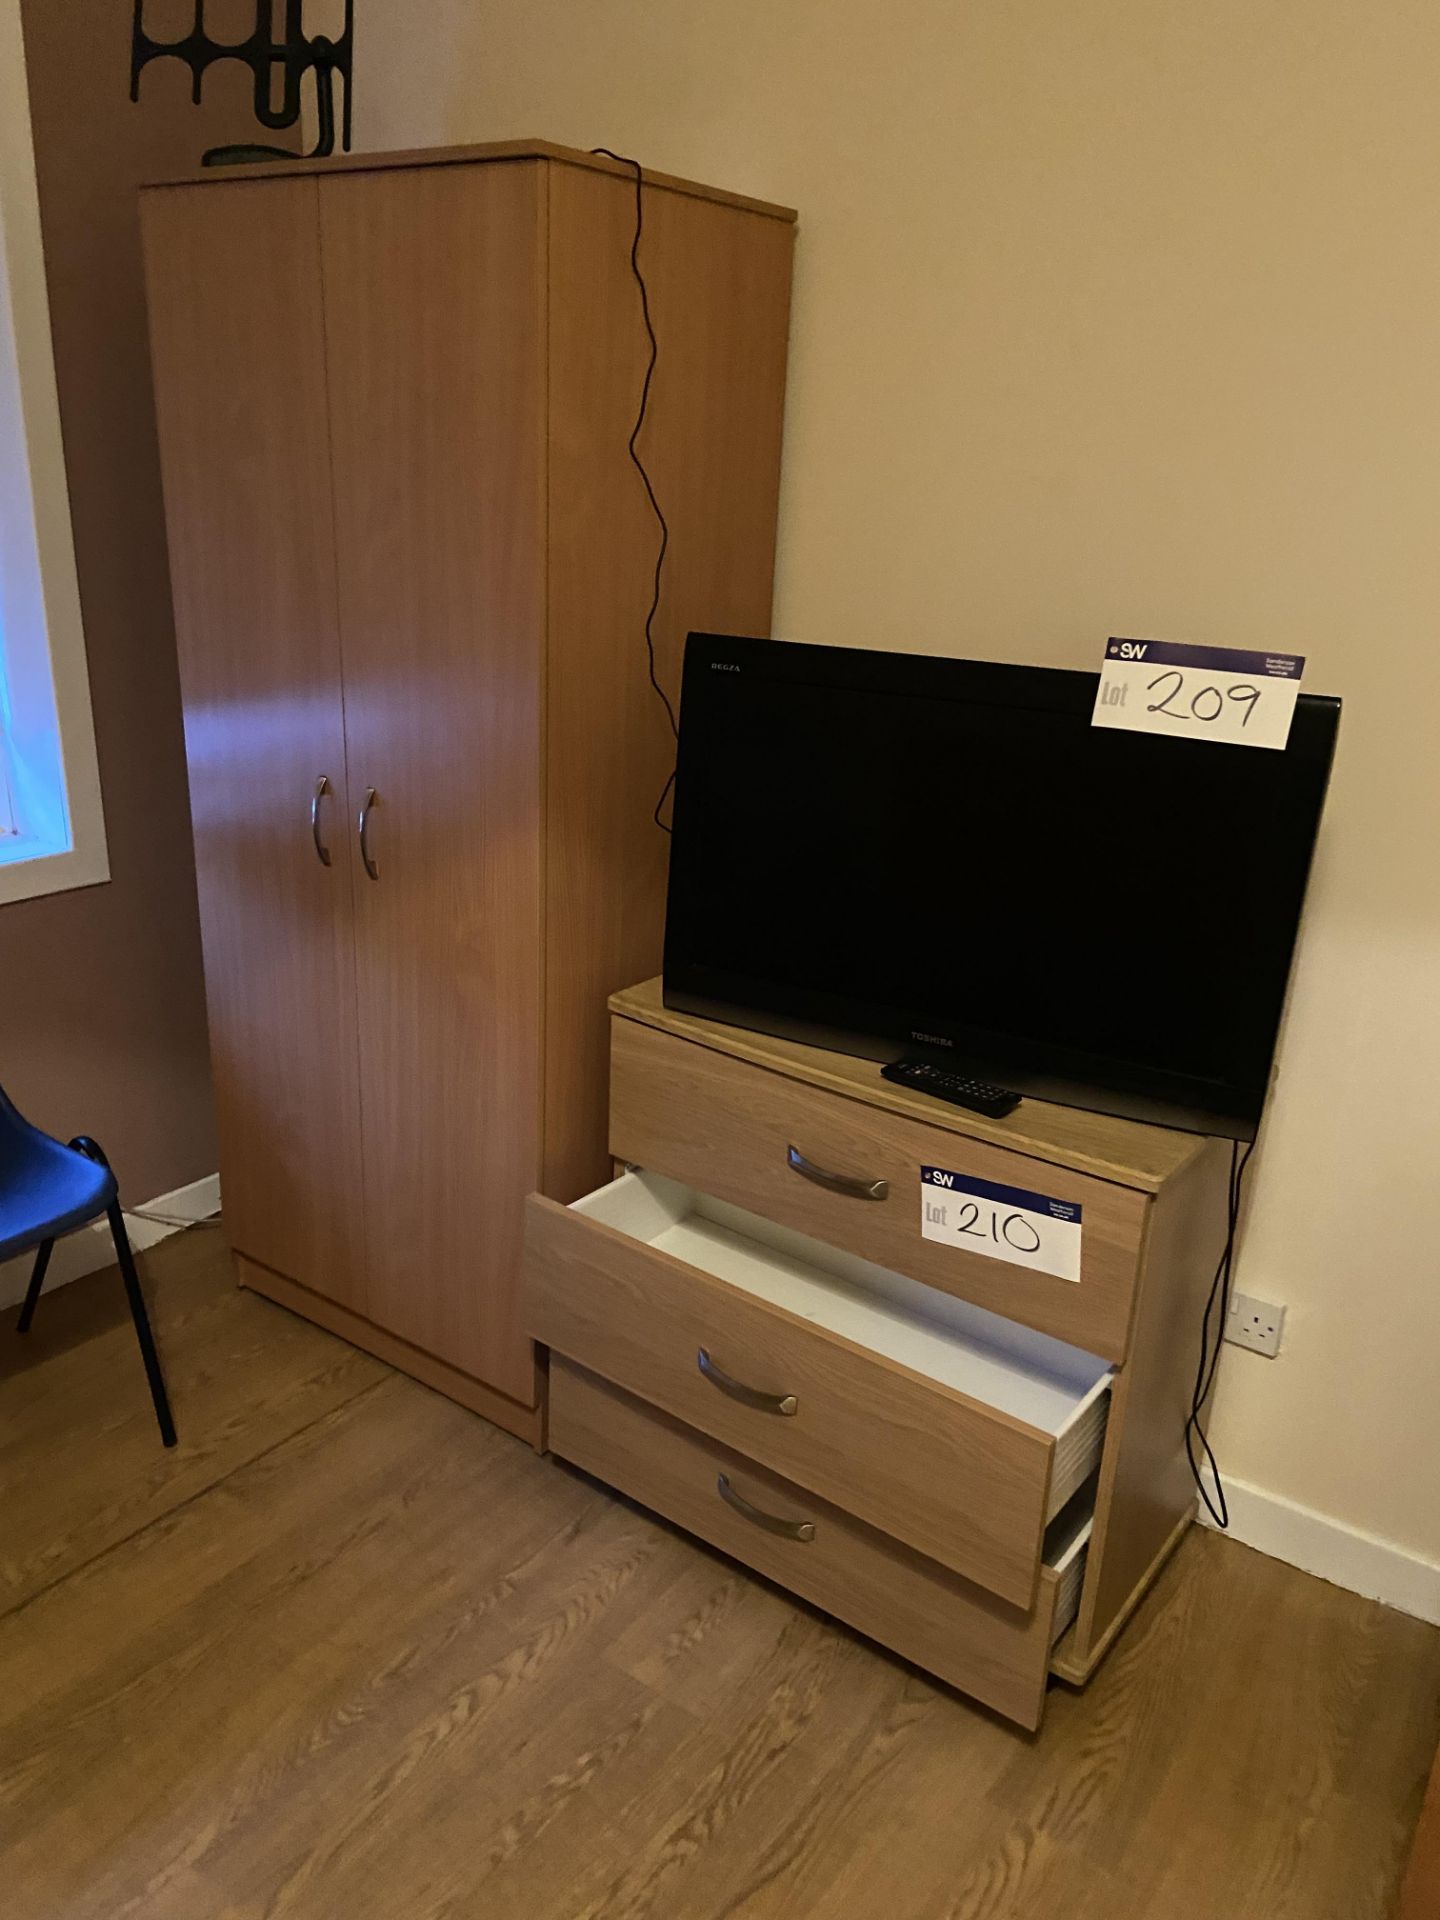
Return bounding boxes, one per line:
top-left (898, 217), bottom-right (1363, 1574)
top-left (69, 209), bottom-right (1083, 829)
top-left (911, 1030), bottom-right (954, 1047)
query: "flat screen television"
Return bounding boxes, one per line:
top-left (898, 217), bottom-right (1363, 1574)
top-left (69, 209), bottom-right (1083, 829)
top-left (663, 634), bottom-right (1340, 1139)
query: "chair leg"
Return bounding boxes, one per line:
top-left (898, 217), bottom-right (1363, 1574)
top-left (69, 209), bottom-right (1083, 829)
top-left (16, 1240), bottom-right (54, 1333)
top-left (107, 1203), bottom-right (178, 1449)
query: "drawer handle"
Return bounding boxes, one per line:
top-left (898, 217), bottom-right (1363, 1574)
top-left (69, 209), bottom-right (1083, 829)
top-left (786, 1144), bottom-right (889, 1202)
top-left (716, 1474), bottom-right (815, 1543)
top-left (697, 1347), bottom-right (798, 1416)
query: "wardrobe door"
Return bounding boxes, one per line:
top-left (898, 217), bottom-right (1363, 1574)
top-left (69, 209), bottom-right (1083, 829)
top-left (142, 179), bottom-right (367, 1308)
top-left (317, 163), bottom-right (546, 1404)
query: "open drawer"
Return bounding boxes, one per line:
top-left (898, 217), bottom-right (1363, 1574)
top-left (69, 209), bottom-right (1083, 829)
top-left (550, 1358), bottom-right (1092, 1731)
top-left (525, 1170), bottom-right (1112, 1610)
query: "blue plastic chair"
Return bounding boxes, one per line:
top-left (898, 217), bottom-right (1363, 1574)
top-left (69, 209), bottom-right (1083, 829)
top-left (1, 1084), bottom-right (176, 1447)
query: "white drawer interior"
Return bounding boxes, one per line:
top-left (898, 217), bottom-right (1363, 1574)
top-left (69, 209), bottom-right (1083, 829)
top-left (1043, 1478), bottom-right (1095, 1644)
top-left (575, 1171), bottom-right (1113, 1464)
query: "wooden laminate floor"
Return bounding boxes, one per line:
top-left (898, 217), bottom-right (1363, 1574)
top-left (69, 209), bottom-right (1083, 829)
top-left (3, 1230), bottom-right (1438, 1920)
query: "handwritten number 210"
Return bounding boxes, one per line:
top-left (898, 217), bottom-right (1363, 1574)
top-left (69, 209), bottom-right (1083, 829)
top-left (955, 1202), bottom-right (1042, 1254)
top-left (1146, 670), bottom-right (1261, 729)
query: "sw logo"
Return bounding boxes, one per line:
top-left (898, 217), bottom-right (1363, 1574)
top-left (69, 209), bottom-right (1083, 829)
top-left (1109, 640), bottom-right (1149, 660)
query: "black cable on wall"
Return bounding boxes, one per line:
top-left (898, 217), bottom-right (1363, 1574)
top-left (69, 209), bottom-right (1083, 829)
top-left (591, 147), bottom-right (677, 833)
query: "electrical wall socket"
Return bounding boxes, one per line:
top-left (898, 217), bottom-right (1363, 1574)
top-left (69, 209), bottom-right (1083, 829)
top-left (1225, 1291), bottom-right (1286, 1358)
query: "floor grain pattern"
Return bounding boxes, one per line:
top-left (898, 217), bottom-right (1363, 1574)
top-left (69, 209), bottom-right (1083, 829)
top-left (2, 1230), bottom-right (1437, 1919)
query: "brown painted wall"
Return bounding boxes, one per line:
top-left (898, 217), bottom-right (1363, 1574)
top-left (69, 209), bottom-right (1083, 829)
top-left (5, 3), bottom-right (296, 1198)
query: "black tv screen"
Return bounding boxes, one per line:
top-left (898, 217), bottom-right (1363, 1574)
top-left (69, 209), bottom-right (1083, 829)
top-left (663, 635), bottom-right (1340, 1139)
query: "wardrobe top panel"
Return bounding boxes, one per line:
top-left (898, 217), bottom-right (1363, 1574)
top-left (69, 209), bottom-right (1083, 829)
top-left (140, 137), bottom-right (797, 225)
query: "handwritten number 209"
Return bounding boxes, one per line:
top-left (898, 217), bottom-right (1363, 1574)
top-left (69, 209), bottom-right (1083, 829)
top-left (1146, 670), bottom-right (1261, 729)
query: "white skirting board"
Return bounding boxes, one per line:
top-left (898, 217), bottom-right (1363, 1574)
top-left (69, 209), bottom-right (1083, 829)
top-left (1200, 1468), bottom-right (1440, 1627)
top-left (0, 1172), bottom-right (221, 1311)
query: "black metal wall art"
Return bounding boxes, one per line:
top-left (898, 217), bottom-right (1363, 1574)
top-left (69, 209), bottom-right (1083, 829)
top-left (130, 2), bottom-right (354, 166)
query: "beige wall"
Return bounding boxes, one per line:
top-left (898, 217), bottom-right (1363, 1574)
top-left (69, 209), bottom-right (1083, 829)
top-left (356, 0), bottom-right (1440, 1564)
top-left (4, 4), bottom-right (295, 1198)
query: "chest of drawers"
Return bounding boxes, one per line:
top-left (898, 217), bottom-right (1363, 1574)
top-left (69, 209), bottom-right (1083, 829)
top-left (523, 980), bottom-right (1229, 1730)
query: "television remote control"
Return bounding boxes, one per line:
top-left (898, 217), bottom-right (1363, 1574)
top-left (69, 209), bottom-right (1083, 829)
top-left (881, 1059), bottom-right (1021, 1118)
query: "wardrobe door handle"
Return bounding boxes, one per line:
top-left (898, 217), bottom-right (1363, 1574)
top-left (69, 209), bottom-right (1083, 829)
top-left (358, 786), bottom-right (379, 880)
top-left (786, 1144), bottom-right (889, 1202)
top-left (698, 1346), bottom-right (798, 1416)
top-left (716, 1474), bottom-right (815, 1543)
top-left (310, 774), bottom-right (333, 866)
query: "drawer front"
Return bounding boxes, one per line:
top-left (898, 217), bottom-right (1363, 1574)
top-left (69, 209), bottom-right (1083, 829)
top-left (551, 1358), bottom-right (1060, 1731)
top-left (611, 1018), bottom-right (1147, 1363)
top-left (525, 1192), bottom-right (1056, 1608)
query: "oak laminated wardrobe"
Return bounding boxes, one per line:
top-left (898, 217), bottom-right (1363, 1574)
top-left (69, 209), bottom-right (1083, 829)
top-left (140, 141), bottom-right (794, 1442)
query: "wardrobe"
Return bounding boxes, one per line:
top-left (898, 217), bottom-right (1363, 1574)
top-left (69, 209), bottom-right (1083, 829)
top-left (140, 141), bottom-right (794, 1441)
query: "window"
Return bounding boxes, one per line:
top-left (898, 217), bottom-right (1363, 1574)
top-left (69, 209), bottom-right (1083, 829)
top-left (0, 0), bottom-right (107, 905)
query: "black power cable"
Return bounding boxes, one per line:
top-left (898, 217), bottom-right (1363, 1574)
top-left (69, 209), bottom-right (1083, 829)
top-left (591, 147), bottom-right (677, 833)
top-left (1185, 1136), bottom-right (1256, 1526)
